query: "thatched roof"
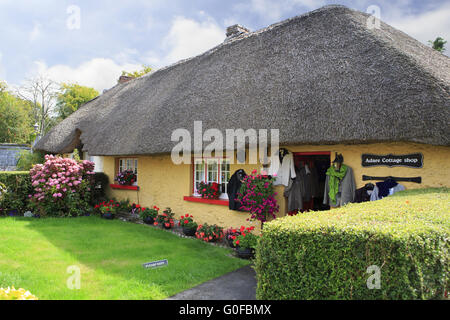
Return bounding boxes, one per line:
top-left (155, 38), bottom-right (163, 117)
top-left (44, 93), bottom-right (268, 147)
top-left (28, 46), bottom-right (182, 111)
top-left (35, 5), bottom-right (450, 156)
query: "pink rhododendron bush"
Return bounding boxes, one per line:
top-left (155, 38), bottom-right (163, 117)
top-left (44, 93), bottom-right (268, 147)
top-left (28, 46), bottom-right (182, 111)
top-left (29, 155), bottom-right (95, 217)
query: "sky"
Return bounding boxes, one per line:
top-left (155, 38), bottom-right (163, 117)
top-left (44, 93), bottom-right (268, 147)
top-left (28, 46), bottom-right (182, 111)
top-left (0, 0), bottom-right (449, 92)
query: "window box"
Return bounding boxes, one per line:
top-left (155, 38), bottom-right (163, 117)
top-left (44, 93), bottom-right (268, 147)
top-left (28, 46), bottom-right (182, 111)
top-left (110, 184), bottom-right (139, 191)
top-left (183, 196), bottom-right (229, 206)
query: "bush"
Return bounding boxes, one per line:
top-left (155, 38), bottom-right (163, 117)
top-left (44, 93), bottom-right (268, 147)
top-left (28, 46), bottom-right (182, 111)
top-left (29, 155), bottom-right (95, 217)
top-left (154, 207), bottom-right (175, 229)
top-left (178, 214), bottom-right (198, 229)
top-left (16, 150), bottom-right (45, 171)
top-left (256, 188), bottom-right (449, 300)
top-left (196, 223), bottom-right (224, 243)
top-left (0, 171), bottom-right (32, 215)
top-left (140, 206), bottom-right (159, 220)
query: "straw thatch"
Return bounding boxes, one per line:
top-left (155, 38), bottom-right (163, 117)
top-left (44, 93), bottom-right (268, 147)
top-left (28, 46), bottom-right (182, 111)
top-left (35, 5), bottom-right (450, 156)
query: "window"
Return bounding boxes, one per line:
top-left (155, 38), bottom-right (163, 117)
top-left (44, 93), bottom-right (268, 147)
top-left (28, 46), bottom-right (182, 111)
top-left (193, 158), bottom-right (230, 199)
top-left (118, 158), bottom-right (138, 185)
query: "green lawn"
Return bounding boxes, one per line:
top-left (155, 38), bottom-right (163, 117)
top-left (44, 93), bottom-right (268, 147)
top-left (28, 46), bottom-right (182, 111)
top-left (0, 217), bottom-right (249, 300)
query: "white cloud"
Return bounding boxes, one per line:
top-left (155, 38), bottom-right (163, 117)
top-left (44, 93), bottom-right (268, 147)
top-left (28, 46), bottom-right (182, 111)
top-left (239, 0), bottom-right (326, 22)
top-left (162, 16), bottom-right (225, 65)
top-left (31, 58), bottom-right (142, 92)
top-left (386, 3), bottom-right (450, 47)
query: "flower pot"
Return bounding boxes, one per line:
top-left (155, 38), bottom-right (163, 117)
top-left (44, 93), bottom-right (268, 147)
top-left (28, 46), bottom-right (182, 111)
top-left (102, 213), bottom-right (114, 220)
top-left (236, 246), bottom-right (255, 259)
top-left (227, 237), bottom-right (236, 248)
top-left (8, 209), bottom-right (18, 216)
top-left (163, 223), bottom-right (173, 230)
top-left (182, 226), bottom-right (197, 237)
top-left (143, 216), bottom-right (155, 225)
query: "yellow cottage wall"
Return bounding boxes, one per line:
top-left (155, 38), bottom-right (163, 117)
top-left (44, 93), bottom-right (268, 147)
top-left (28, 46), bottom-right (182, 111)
top-left (102, 142), bottom-right (450, 232)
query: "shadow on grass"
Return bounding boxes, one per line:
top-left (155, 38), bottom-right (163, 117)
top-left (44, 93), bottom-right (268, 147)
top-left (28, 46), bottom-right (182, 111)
top-left (16, 216), bottom-right (248, 299)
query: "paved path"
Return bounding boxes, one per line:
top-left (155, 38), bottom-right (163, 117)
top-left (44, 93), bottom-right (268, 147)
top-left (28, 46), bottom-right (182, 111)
top-left (167, 265), bottom-right (257, 300)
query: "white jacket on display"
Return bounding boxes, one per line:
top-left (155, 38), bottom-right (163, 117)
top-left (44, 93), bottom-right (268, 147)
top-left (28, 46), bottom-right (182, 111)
top-left (267, 151), bottom-right (296, 187)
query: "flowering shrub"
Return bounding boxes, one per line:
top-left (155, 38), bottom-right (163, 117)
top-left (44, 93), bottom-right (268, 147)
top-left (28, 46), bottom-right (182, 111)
top-left (0, 287), bottom-right (38, 300)
top-left (178, 214), bottom-right (198, 229)
top-left (195, 223), bottom-right (224, 242)
top-left (155, 207), bottom-right (175, 229)
top-left (115, 170), bottom-right (136, 186)
top-left (198, 181), bottom-right (221, 199)
top-left (233, 226), bottom-right (258, 250)
top-left (94, 199), bottom-right (120, 215)
top-left (140, 206), bottom-right (159, 220)
top-left (224, 227), bottom-right (242, 245)
top-left (29, 155), bottom-right (95, 217)
top-left (237, 170), bottom-right (279, 224)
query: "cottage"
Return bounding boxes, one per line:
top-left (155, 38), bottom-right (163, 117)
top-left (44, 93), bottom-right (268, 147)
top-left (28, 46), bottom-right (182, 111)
top-left (35, 5), bottom-right (450, 230)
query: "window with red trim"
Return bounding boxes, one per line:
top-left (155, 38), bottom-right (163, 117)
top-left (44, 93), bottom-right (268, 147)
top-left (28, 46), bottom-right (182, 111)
top-left (193, 158), bottom-right (230, 199)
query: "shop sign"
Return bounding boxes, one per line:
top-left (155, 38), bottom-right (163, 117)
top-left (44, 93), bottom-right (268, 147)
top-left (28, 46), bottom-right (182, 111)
top-left (361, 153), bottom-right (423, 168)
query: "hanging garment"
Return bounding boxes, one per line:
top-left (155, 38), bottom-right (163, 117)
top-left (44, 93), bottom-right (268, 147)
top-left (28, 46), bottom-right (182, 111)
top-left (371, 183), bottom-right (405, 201)
top-left (268, 150), bottom-right (296, 187)
top-left (300, 166), bottom-right (312, 202)
top-left (325, 164), bottom-right (348, 205)
top-left (227, 169), bottom-right (247, 210)
top-left (284, 167), bottom-right (305, 212)
top-left (355, 184), bottom-right (374, 203)
top-left (389, 184), bottom-right (405, 195)
top-left (309, 166), bottom-right (321, 198)
top-left (323, 165), bottom-right (356, 207)
top-left (376, 179), bottom-right (398, 198)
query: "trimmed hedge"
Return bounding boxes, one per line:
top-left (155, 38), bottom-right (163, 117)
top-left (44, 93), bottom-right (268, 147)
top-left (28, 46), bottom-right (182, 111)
top-left (256, 188), bottom-right (449, 300)
top-left (0, 171), bottom-right (32, 214)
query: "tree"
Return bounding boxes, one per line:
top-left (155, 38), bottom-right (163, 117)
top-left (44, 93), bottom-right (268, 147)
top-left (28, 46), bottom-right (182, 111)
top-left (428, 37), bottom-right (447, 53)
top-left (17, 75), bottom-right (59, 136)
top-left (120, 65), bottom-right (152, 80)
top-left (55, 83), bottom-right (99, 120)
top-left (0, 81), bottom-right (35, 144)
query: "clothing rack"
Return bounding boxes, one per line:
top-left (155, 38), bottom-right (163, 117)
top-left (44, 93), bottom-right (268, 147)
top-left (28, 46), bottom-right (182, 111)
top-left (362, 175), bottom-right (422, 184)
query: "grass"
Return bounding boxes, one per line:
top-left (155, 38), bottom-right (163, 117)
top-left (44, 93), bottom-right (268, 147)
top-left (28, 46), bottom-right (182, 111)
top-left (0, 216), bottom-right (249, 300)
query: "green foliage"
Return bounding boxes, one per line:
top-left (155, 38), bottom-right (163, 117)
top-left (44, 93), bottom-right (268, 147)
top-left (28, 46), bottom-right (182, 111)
top-left (255, 188), bottom-right (449, 300)
top-left (16, 150), bottom-right (45, 171)
top-left (233, 227), bottom-right (258, 250)
top-left (140, 207), bottom-right (159, 220)
top-left (120, 65), bottom-right (152, 79)
top-left (0, 81), bottom-right (34, 144)
top-left (428, 37), bottom-right (447, 52)
top-left (0, 172), bottom-right (32, 214)
top-left (55, 83), bottom-right (99, 120)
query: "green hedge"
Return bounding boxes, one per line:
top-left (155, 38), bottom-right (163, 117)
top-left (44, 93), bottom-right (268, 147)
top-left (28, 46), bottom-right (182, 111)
top-left (0, 171), bottom-right (32, 214)
top-left (256, 188), bottom-right (449, 300)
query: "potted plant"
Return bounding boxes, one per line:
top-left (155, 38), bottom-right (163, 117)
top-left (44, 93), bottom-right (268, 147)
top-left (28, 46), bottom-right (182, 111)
top-left (198, 181), bottom-right (222, 199)
top-left (115, 170), bottom-right (137, 186)
top-left (195, 223), bottom-right (224, 243)
top-left (154, 207), bottom-right (175, 229)
top-left (179, 214), bottom-right (198, 236)
top-left (224, 227), bottom-right (241, 248)
top-left (96, 200), bottom-right (119, 219)
top-left (140, 206), bottom-right (159, 225)
top-left (233, 226), bottom-right (257, 259)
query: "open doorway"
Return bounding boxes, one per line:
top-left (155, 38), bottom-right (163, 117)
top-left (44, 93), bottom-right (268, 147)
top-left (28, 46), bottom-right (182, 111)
top-left (291, 152), bottom-right (331, 212)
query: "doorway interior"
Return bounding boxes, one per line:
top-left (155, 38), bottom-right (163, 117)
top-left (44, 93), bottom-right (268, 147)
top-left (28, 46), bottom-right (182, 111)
top-left (292, 151), bottom-right (331, 212)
